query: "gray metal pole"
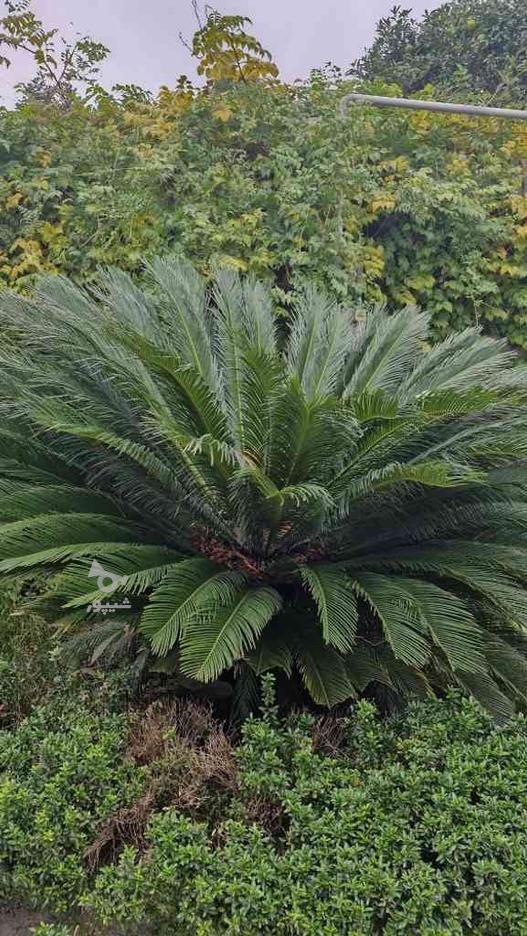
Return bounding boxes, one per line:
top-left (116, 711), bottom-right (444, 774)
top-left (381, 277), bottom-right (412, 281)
top-left (340, 92), bottom-right (527, 121)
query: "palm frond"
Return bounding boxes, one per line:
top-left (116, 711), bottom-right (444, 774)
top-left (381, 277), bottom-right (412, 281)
top-left (300, 564), bottom-right (358, 652)
top-left (180, 585), bottom-right (282, 681)
top-left (296, 629), bottom-right (356, 706)
top-left (342, 304), bottom-right (429, 397)
top-left (145, 256), bottom-right (221, 396)
top-left (140, 559), bottom-right (246, 656)
top-left (287, 284), bottom-right (349, 399)
top-left (1, 257), bottom-right (527, 715)
top-left (352, 573), bottom-right (432, 668)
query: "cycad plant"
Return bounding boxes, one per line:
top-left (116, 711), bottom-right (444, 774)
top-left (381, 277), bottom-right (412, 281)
top-left (1, 259), bottom-right (527, 716)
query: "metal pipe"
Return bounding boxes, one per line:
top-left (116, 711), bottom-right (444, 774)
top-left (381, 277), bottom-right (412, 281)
top-left (340, 92), bottom-right (527, 121)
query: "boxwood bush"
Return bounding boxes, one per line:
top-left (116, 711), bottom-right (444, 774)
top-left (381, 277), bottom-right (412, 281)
top-left (0, 579), bottom-right (58, 726)
top-left (2, 686), bottom-right (527, 934)
top-left (0, 700), bottom-right (145, 912)
top-left (86, 693), bottom-right (527, 935)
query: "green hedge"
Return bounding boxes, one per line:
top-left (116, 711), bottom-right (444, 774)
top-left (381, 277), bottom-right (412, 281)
top-left (0, 701), bottom-right (145, 911)
top-left (2, 689), bottom-right (527, 933)
top-left (0, 579), bottom-right (57, 726)
top-left (2, 78), bottom-right (527, 347)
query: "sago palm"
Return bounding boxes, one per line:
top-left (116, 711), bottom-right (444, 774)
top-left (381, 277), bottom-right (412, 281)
top-left (1, 258), bottom-right (527, 717)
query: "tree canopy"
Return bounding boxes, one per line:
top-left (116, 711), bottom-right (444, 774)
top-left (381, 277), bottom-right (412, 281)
top-left (350, 0), bottom-right (527, 104)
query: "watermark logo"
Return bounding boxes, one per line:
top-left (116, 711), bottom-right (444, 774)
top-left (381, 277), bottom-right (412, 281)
top-left (87, 560), bottom-right (131, 615)
top-left (88, 559), bottom-right (128, 594)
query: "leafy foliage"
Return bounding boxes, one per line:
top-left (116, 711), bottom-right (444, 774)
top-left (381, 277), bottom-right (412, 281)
top-left (0, 698), bottom-right (145, 911)
top-left (1, 5), bottom-right (526, 346)
top-left (0, 577), bottom-right (58, 725)
top-left (0, 0), bottom-right (110, 106)
top-left (30, 926), bottom-right (74, 936)
top-left (86, 693), bottom-right (527, 934)
top-left (3, 689), bottom-right (527, 933)
top-left (189, 7), bottom-right (279, 84)
top-left (350, 0), bottom-right (527, 103)
top-left (1, 259), bottom-right (527, 715)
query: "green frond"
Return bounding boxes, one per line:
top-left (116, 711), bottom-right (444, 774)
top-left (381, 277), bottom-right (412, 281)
top-left (240, 277), bottom-right (277, 353)
top-left (300, 564), bottom-right (358, 652)
top-left (345, 643), bottom-right (393, 692)
top-left (184, 435), bottom-right (239, 469)
top-left (342, 304), bottom-right (429, 398)
top-left (352, 573), bottom-right (432, 668)
top-left (455, 670), bottom-right (515, 723)
top-left (0, 480), bottom-right (119, 523)
top-left (348, 389), bottom-right (401, 422)
top-left (212, 267), bottom-right (250, 447)
top-left (0, 514), bottom-right (145, 573)
top-left (58, 546), bottom-right (182, 608)
top-left (287, 284), bottom-right (349, 399)
top-left (345, 642), bottom-right (433, 699)
top-left (401, 327), bottom-right (519, 396)
top-left (333, 460), bottom-right (483, 512)
top-left (378, 577), bottom-right (487, 674)
top-left (264, 377), bottom-right (316, 486)
top-left (180, 585), bottom-right (282, 682)
top-left (268, 381), bottom-right (359, 490)
top-left (118, 336), bottom-right (228, 442)
top-left (346, 544), bottom-right (527, 625)
top-left (296, 629), bottom-right (356, 707)
top-left (231, 467), bottom-right (334, 536)
top-left (485, 635), bottom-right (527, 704)
top-left (94, 267), bottom-right (163, 340)
top-left (279, 483), bottom-right (335, 510)
top-left (140, 559), bottom-right (247, 656)
top-left (61, 616), bottom-right (136, 666)
top-left (247, 614), bottom-right (295, 676)
top-left (235, 346), bottom-right (285, 466)
top-left (145, 256), bottom-right (220, 395)
top-left (414, 387), bottom-right (502, 419)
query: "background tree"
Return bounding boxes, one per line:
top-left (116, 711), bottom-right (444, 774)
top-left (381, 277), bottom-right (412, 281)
top-left (350, 0), bottom-right (527, 103)
top-left (184, 3), bottom-right (279, 85)
top-left (0, 0), bottom-right (109, 106)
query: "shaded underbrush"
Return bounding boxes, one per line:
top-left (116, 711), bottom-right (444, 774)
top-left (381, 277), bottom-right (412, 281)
top-left (1, 681), bottom-right (527, 935)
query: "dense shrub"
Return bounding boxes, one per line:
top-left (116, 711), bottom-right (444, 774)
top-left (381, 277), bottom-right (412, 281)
top-left (85, 693), bottom-right (527, 935)
top-left (31, 927), bottom-right (74, 936)
top-left (0, 699), bottom-right (145, 911)
top-left (0, 578), bottom-right (58, 725)
top-left (0, 577), bottom-right (141, 727)
top-left (1, 72), bottom-right (526, 345)
top-left (350, 0), bottom-right (527, 103)
top-left (2, 689), bottom-right (526, 934)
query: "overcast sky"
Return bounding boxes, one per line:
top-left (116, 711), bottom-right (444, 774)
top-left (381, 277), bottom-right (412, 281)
top-left (1, 0), bottom-right (440, 104)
